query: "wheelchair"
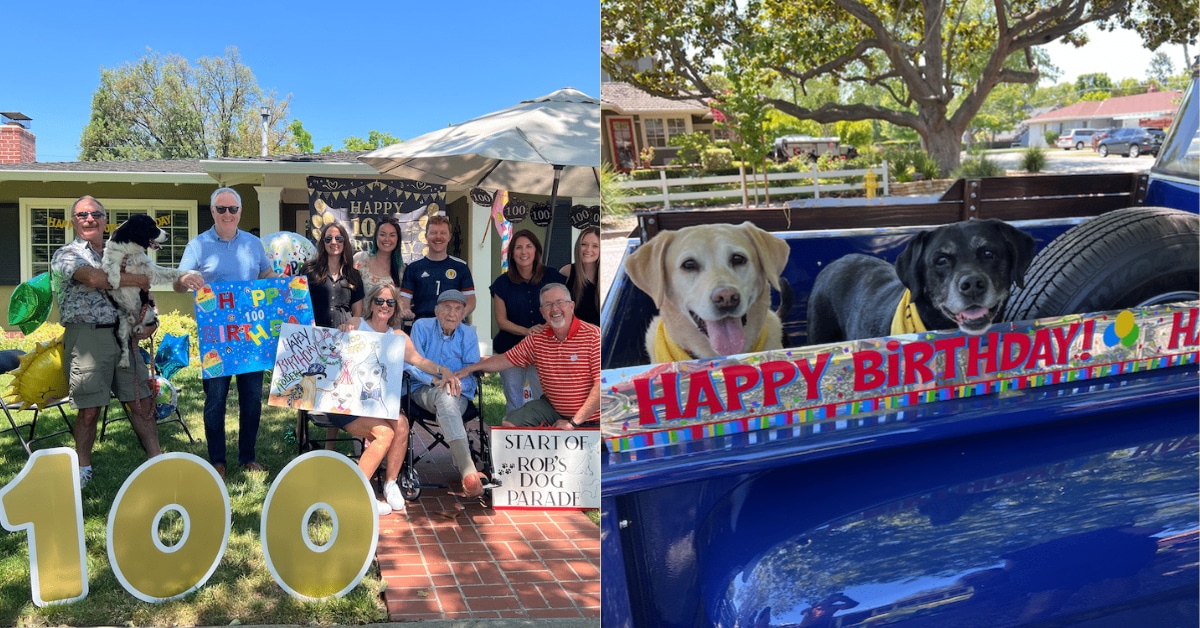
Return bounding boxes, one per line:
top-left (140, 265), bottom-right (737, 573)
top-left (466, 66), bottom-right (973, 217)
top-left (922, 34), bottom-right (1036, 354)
top-left (398, 373), bottom-right (492, 502)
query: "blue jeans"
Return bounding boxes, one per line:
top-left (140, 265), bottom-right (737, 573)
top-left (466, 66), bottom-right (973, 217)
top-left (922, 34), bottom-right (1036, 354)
top-left (202, 371), bottom-right (264, 466)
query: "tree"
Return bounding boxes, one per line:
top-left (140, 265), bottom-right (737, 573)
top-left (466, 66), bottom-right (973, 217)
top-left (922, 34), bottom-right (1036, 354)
top-left (1148, 51), bottom-right (1176, 86)
top-left (712, 55), bottom-right (775, 206)
top-left (342, 130), bottom-right (402, 151)
top-left (290, 119), bottom-right (315, 154)
top-left (602, 0), bottom-right (1198, 174)
top-left (1075, 72), bottom-right (1114, 96)
top-left (79, 47), bottom-right (293, 160)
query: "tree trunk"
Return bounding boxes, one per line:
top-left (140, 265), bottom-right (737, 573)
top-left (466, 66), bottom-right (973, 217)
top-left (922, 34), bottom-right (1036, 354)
top-left (924, 131), bottom-right (963, 178)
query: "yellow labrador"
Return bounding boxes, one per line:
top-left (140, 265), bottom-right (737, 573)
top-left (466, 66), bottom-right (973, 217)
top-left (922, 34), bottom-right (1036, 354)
top-left (626, 221), bottom-right (791, 363)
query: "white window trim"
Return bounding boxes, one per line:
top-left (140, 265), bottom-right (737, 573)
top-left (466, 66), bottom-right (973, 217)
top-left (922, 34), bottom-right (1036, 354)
top-left (641, 116), bottom-right (694, 149)
top-left (19, 197), bottom-right (198, 284)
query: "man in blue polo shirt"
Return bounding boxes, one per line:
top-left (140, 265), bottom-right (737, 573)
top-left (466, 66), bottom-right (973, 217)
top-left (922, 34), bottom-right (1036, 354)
top-left (405, 289), bottom-right (486, 496)
top-left (399, 215), bottom-right (475, 322)
top-left (175, 187), bottom-right (277, 479)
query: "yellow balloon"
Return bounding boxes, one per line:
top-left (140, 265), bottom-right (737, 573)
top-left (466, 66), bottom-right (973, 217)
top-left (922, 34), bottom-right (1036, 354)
top-left (1114, 310), bottom-right (1135, 338)
top-left (3, 337), bottom-right (68, 409)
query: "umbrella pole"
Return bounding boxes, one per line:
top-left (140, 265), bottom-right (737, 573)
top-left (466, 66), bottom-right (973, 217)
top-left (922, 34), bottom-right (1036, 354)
top-left (543, 165), bottom-right (564, 265)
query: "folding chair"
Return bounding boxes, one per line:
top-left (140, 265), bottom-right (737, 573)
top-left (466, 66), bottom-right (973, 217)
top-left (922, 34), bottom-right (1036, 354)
top-left (398, 373), bottom-right (490, 501)
top-left (295, 410), bottom-right (364, 455)
top-left (99, 395), bottom-right (195, 443)
top-left (0, 349), bottom-right (74, 456)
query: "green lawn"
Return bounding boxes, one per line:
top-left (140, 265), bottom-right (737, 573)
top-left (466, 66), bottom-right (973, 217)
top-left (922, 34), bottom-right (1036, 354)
top-left (0, 363), bottom-right (510, 626)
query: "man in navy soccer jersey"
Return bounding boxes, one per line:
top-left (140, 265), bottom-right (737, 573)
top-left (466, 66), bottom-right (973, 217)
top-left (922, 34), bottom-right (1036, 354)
top-left (399, 215), bottom-right (476, 321)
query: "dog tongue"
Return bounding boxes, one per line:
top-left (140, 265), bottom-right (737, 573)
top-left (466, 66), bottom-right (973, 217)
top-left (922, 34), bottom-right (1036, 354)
top-left (957, 307), bottom-right (989, 323)
top-left (707, 317), bottom-right (746, 357)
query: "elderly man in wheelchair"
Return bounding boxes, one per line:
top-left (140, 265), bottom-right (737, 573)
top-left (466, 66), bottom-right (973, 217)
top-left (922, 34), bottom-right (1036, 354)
top-left (405, 290), bottom-right (490, 497)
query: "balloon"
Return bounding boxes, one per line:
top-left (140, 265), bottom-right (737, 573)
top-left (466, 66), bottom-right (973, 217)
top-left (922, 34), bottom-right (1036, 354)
top-left (262, 232), bottom-right (317, 277)
top-left (152, 376), bottom-right (180, 420)
top-left (8, 272), bottom-right (54, 335)
top-left (1114, 310), bottom-right (1135, 338)
top-left (154, 334), bottom-right (190, 381)
top-left (2, 337), bottom-right (68, 409)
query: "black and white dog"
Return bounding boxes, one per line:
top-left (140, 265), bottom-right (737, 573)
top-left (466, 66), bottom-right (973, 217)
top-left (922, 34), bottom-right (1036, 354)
top-left (101, 214), bottom-right (198, 368)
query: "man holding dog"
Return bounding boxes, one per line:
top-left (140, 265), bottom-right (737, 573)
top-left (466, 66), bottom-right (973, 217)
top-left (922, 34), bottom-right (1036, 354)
top-left (406, 289), bottom-right (488, 496)
top-left (457, 283), bottom-right (599, 430)
top-left (175, 187), bottom-right (276, 479)
top-left (51, 196), bottom-right (165, 487)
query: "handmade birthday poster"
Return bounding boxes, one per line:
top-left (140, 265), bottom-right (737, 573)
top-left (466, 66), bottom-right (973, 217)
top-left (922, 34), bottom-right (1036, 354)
top-left (267, 323), bottom-right (405, 420)
top-left (194, 278), bottom-right (314, 379)
top-left (601, 303), bottom-right (1200, 454)
top-left (490, 428), bottom-right (602, 510)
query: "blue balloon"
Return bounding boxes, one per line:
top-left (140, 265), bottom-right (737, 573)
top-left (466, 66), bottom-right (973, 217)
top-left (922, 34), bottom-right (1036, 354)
top-left (155, 334), bottom-right (190, 381)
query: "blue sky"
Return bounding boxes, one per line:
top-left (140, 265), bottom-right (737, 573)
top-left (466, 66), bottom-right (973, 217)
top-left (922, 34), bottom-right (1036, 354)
top-left (3, 0), bottom-right (599, 162)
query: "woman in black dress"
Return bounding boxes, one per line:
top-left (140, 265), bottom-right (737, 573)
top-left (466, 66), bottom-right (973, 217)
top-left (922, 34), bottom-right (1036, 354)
top-left (560, 226), bottom-right (600, 326)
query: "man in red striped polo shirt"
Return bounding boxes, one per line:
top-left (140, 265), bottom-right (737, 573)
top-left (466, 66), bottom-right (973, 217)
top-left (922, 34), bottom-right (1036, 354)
top-left (457, 283), bottom-right (599, 429)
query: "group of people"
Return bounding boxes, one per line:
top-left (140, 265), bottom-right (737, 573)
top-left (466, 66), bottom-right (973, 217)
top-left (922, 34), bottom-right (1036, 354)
top-left (50, 188), bottom-right (601, 518)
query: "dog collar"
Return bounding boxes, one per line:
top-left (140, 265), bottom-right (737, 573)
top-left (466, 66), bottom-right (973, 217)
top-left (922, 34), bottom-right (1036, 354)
top-left (890, 289), bottom-right (928, 335)
top-left (653, 318), bottom-right (769, 363)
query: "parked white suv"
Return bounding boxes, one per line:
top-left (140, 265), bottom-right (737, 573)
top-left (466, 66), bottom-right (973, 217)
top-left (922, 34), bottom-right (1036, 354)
top-left (1056, 129), bottom-right (1097, 150)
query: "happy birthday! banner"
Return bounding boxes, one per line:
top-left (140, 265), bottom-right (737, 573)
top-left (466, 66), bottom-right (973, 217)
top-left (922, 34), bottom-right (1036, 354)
top-left (194, 278), bottom-right (315, 379)
top-left (601, 303), bottom-right (1200, 453)
top-left (307, 177), bottom-right (446, 264)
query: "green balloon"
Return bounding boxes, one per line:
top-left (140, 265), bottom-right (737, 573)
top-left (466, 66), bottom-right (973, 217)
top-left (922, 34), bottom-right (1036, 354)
top-left (8, 272), bottom-right (53, 335)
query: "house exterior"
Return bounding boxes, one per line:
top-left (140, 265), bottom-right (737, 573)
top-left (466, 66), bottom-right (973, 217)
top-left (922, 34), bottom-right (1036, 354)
top-left (1022, 88), bottom-right (1182, 148)
top-left (600, 82), bottom-right (715, 170)
top-left (0, 119), bottom-right (592, 347)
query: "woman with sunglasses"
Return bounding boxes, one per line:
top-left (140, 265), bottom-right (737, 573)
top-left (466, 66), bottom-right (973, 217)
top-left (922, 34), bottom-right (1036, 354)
top-left (559, 226), bottom-right (601, 326)
top-left (354, 216), bottom-right (404, 297)
top-left (302, 222), bottom-right (366, 449)
top-left (489, 229), bottom-right (567, 412)
top-left (325, 283), bottom-right (458, 515)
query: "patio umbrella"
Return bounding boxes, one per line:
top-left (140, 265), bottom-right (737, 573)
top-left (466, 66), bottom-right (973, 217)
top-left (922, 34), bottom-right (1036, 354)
top-left (359, 88), bottom-right (601, 258)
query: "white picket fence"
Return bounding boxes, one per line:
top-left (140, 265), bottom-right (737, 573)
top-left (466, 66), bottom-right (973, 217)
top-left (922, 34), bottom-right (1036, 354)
top-left (618, 161), bottom-right (891, 208)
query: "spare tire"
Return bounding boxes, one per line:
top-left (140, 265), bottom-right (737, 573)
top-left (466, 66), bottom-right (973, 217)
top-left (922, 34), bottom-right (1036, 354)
top-left (1004, 207), bottom-right (1199, 321)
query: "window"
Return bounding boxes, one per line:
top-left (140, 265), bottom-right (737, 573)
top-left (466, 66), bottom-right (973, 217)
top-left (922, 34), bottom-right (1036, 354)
top-left (643, 117), bottom-right (689, 148)
top-left (20, 198), bottom-right (197, 281)
top-left (645, 119), bottom-right (667, 148)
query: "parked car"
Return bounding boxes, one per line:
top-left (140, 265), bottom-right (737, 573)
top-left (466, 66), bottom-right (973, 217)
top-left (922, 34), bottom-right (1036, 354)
top-left (1097, 127), bottom-right (1163, 158)
top-left (1056, 128), bottom-right (1096, 150)
top-left (1091, 127), bottom-right (1122, 151)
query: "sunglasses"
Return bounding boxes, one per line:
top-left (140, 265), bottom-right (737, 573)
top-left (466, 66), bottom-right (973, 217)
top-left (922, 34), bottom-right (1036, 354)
top-left (213, 205), bottom-right (240, 214)
top-left (373, 298), bottom-right (397, 306)
top-left (74, 211), bottom-right (106, 220)
top-left (323, 235), bottom-right (345, 243)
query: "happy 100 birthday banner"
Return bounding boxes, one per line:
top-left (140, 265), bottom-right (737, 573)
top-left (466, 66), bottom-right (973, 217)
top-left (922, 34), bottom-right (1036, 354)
top-left (194, 278), bottom-right (315, 378)
top-left (601, 303), bottom-right (1200, 453)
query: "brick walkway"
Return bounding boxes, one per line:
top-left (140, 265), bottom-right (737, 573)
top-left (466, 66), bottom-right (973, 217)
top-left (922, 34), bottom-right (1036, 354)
top-left (376, 432), bottom-right (601, 622)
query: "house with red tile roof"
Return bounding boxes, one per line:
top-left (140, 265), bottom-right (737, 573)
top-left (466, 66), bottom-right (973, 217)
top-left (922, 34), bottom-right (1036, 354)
top-left (1022, 88), bottom-right (1183, 148)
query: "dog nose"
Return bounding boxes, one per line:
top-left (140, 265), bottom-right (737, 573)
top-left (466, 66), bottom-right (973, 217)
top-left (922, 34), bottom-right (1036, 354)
top-left (957, 275), bottom-right (987, 298)
top-left (711, 287), bottom-right (740, 312)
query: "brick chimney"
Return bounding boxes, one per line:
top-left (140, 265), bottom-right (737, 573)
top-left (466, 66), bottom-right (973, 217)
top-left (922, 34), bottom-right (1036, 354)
top-left (0, 112), bottom-right (36, 164)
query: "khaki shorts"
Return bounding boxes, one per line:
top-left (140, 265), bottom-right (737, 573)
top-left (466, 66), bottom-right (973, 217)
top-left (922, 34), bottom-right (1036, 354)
top-left (63, 323), bottom-right (150, 409)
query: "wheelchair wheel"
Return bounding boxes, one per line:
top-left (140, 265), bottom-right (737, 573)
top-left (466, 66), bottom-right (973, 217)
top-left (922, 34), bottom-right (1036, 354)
top-left (400, 465), bottom-right (421, 501)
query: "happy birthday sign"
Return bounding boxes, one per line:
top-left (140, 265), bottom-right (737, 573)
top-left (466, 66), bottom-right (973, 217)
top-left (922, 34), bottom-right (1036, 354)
top-left (601, 303), bottom-right (1200, 453)
top-left (194, 278), bottom-right (314, 379)
top-left (266, 323), bottom-right (406, 420)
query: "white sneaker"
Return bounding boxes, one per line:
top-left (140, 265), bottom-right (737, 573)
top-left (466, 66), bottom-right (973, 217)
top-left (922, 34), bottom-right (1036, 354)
top-left (79, 467), bottom-right (93, 488)
top-left (376, 500), bottom-right (393, 516)
top-left (384, 480), bottom-right (407, 512)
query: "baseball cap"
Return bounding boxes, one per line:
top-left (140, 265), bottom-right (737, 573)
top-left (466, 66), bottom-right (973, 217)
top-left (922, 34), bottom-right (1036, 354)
top-left (437, 290), bottom-right (467, 305)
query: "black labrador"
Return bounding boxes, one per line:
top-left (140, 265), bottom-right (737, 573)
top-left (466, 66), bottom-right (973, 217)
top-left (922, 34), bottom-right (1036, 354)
top-left (808, 219), bottom-right (1036, 344)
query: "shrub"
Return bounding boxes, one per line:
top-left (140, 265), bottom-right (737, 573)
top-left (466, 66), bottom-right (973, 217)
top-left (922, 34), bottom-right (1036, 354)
top-left (953, 153), bottom-right (1005, 178)
top-left (669, 132), bottom-right (714, 166)
top-left (701, 147), bottom-right (734, 171)
top-left (1043, 129), bottom-right (1061, 147)
top-left (881, 145), bottom-right (940, 182)
top-left (1021, 146), bottom-right (1047, 173)
top-left (600, 162), bottom-right (632, 218)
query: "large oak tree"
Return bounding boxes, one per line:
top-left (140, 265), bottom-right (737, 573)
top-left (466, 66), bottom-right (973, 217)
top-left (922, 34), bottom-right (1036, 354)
top-left (602, 0), bottom-right (1198, 173)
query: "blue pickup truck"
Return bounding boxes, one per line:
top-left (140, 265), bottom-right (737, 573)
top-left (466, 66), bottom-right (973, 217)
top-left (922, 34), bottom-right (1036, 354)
top-left (600, 67), bottom-right (1199, 627)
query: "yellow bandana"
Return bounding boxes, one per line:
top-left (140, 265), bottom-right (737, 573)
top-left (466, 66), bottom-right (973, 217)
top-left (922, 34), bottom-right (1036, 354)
top-left (890, 289), bottom-right (928, 335)
top-left (652, 318), bottom-right (770, 363)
